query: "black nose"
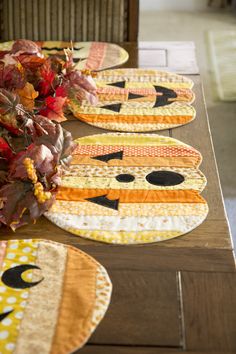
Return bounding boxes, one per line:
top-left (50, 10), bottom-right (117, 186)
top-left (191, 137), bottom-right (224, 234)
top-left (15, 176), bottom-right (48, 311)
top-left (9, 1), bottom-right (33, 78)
top-left (115, 174), bottom-right (135, 183)
top-left (146, 171), bottom-right (184, 186)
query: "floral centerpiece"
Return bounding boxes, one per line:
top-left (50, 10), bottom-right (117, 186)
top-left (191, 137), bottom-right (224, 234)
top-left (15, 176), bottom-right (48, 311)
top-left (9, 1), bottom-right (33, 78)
top-left (0, 39), bottom-right (97, 230)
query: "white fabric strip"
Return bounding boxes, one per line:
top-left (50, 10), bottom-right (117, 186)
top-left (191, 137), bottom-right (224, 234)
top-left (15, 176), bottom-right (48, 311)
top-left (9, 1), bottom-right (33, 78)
top-left (14, 241), bottom-right (67, 354)
top-left (46, 213), bottom-right (207, 233)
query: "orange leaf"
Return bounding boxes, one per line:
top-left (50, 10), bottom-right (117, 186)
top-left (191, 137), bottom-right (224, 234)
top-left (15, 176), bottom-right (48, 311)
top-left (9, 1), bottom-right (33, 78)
top-left (16, 83), bottom-right (39, 111)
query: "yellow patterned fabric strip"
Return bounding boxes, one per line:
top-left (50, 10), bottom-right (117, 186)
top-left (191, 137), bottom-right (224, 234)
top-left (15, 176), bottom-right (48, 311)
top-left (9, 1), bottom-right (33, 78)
top-left (96, 69), bottom-right (194, 88)
top-left (80, 122), bottom-right (179, 132)
top-left (14, 241), bottom-right (67, 354)
top-left (49, 200), bottom-right (209, 217)
top-left (78, 133), bottom-right (185, 146)
top-left (0, 240), bottom-right (39, 353)
top-left (78, 104), bottom-right (195, 117)
top-left (96, 81), bottom-right (193, 89)
top-left (66, 228), bottom-right (181, 244)
top-left (60, 175), bottom-right (206, 191)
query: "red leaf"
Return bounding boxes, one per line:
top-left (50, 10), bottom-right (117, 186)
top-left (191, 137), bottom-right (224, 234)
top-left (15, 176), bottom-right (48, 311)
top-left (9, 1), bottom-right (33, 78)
top-left (0, 51), bottom-right (10, 60)
top-left (55, 85), bottom-right (67, 98)
top-left (0, 137), bottom-right (14, 161)
top-left (37, 60), bottom-right (56, 96)
top-left (39, 96), bottom-right (66, 122)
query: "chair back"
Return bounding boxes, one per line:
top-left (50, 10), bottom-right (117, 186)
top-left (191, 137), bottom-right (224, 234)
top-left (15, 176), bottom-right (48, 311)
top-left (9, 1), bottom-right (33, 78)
top-left (0, 0), bottom-right (139, 42)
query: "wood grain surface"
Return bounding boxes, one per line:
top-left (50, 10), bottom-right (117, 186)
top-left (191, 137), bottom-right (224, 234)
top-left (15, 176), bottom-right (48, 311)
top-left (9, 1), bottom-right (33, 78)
top-left (89, 270), bottom-right (180, 346)
top-left (180, 271), bottom-right (236, 351)
top-left (79, 347), bottom-right (235, 354)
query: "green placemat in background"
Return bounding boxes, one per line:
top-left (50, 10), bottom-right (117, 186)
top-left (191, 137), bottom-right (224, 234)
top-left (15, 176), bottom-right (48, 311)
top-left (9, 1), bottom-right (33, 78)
top-left (208, 30), bottom-right (236, 101)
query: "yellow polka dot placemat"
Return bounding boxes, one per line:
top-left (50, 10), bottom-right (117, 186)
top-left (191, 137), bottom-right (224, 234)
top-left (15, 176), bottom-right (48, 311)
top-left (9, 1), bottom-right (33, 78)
top-left (69, 68), bottom-right (196, 132)
top-left (0, 41), bottom-right (129, 71)
top-left (0, 239), bottom-right (112, 353)
top-left (45, 133), bottom-right (208, 245)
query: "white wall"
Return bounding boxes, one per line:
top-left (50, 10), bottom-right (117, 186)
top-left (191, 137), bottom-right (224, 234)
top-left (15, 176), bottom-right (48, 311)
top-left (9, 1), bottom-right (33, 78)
top-left (140, 0), bottom-right (209, 11)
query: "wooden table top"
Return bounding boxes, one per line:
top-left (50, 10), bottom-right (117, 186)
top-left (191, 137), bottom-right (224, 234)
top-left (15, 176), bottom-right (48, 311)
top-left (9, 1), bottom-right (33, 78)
top-left (0, 42), bottom-right (234, 274)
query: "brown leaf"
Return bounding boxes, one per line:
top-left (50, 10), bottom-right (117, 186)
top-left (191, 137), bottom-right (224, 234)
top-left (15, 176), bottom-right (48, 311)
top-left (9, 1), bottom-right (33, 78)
top-left (9, 143), bottom-right (55, 181)
top-left (32, 115), bottom-right (75, 165)
top-left (0, 89), bottom-right (20, 115)
top-left (0, 64), bottom-right (26, 90)
top-left (17, 54), bottom-right (45, 70)
top-left (0, 181), bottom-right (55, 230)
top-left (11, 40), bottom-right (42, 57)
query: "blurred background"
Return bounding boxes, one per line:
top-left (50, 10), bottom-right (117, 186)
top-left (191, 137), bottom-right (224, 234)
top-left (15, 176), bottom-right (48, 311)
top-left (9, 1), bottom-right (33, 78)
top-left (140, 0), bottom-right (236, 244)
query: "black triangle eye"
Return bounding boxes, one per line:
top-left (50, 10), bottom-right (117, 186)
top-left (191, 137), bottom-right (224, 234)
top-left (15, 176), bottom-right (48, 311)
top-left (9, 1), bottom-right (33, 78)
top-left (107, 81), bottom-right (126, 88)
top-left (146, 171), bottom-right (184, 186)
top-left (92, 151), bottom-right (123, 162)
top-left (0, 310), bottom-right (13, 322)
top-left (86, 195), bottom-right (119, 210)
top-left (100, 103), bottom-right (121, 112)
top-left (153, 86), bottom-right (177, 107)
top-left (128, 92), bottom-right (145, 100)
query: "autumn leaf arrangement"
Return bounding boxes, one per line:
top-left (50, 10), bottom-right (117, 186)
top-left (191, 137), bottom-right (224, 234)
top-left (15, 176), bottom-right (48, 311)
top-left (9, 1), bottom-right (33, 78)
top-left (0, 39), bottom-right (97, 230)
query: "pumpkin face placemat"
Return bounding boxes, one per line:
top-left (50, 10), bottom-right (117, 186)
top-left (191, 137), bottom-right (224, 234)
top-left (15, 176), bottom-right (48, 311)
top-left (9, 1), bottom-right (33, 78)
top-left (0, 41), bottom-right (129, 71)
top-left (69, 69), bottom-right (196, 132)
top-left (45, 133), bottom-right (208, 244)
top-left (0, 239), bottom-right (112, 353)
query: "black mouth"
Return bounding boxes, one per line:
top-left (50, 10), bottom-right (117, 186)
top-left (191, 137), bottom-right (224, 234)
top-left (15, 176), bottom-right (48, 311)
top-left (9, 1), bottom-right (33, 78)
top-left (0, 310), bottom-right (13, 322)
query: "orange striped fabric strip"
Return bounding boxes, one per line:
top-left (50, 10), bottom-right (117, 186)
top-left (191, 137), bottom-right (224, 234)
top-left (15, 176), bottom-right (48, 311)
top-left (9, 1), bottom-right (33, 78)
top-left (77, 113), bottom-right (193, 124)
top-left (70, 156), bottom-right (201, 167)
top-left (56, 188), bottom-right (206, 204)
top-left (51, 247), bottom-right (97, 354)
top-left (73, 144), bottom-right (200, 157)
top-left (84, 42), bottom-right (106, 70)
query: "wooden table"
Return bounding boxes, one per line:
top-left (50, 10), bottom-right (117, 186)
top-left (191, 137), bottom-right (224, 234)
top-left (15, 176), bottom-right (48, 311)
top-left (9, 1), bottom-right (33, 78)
top-left (0, 42), bottom-right (235, 353)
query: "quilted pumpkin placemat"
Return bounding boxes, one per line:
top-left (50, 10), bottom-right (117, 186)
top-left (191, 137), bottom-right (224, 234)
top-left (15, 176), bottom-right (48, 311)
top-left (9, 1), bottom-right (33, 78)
top-left (45, 133), bottom-right (208, 245)
top-left (0, 41), bottom-right (129, 71)
top-left (0, 239), bottom-right (112, 353)
top-left (69, 68), bottom-right (196, 132)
